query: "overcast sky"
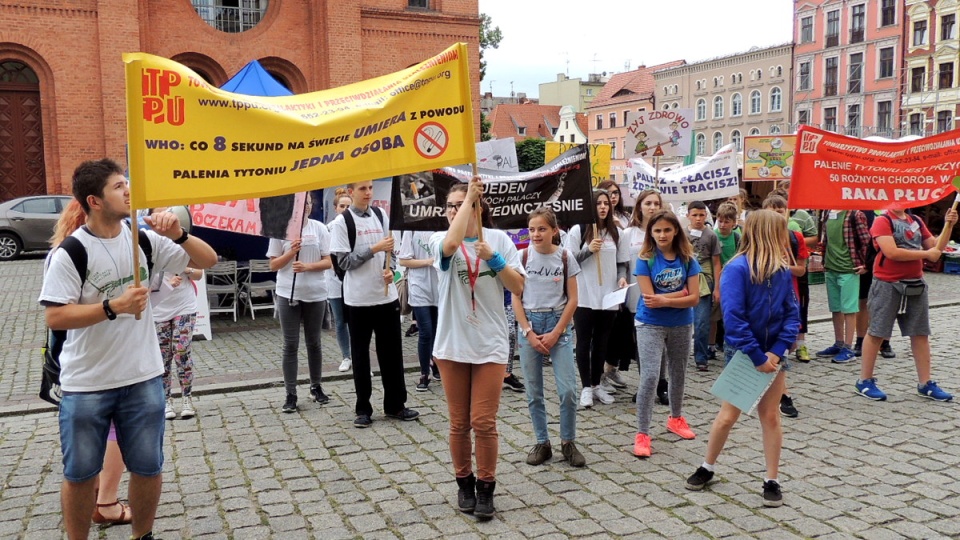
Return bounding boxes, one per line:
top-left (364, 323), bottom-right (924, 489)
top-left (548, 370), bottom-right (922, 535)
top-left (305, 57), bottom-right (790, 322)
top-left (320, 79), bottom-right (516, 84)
top-left (478, 0), bottom-right (795, 99)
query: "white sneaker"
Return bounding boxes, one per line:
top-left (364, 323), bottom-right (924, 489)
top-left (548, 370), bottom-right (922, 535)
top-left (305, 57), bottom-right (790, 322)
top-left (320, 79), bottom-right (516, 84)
top-left (338, 358), bottom-right (352, 372)
top-left (579, 387), bottom-right (594, 408)
top-left (164, 397), bottom-right (176, 420)
top-left (599, 377), bottom-right (618, 395)
top-left (180, 395), bottom-right (195, 419)
top-left (593, 385), bottom-right (615, 405)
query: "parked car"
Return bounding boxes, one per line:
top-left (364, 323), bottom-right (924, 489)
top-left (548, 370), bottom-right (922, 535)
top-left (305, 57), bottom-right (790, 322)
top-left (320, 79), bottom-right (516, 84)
top-left (0, 195), bottom-right (73, 261)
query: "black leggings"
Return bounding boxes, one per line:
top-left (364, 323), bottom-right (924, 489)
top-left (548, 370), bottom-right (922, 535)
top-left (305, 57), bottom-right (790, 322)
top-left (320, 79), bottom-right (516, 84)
top-left (573, 308), bottom-right (617, 388)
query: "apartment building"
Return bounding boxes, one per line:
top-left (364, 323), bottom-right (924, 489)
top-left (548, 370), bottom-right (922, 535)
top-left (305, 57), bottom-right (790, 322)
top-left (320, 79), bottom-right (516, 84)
top-left (903, 0), bottom-right (960, 136)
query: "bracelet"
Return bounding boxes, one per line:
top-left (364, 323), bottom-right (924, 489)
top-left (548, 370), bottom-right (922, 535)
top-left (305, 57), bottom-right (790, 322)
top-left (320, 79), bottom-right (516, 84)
top-left (488, 252), bottom-right (507, 273)
top-left (173, 228), bottom-right (189, 245)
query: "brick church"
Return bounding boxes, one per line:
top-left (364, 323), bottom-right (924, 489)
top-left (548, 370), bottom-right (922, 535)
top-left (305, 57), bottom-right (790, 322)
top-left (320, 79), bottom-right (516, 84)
top-left (0, 0), bottom-right (480, 201)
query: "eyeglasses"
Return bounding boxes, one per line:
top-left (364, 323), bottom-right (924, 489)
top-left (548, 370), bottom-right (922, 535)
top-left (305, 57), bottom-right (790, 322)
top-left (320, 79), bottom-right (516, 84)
top-left (609, 190), bottom-right (621, 196)
top-left (445, 202), bottom-right (465, 212)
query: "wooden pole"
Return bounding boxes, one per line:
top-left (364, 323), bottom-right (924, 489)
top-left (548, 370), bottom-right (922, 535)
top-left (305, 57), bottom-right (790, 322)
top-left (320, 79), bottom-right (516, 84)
top-left (384, 235), bottom-right (392, 296)
top-left (131, 206), bottom-right (142, 320)
top-left (471, 163), bottom-right (484, 242)
top-left (593, 223), bottom-right (602, 287)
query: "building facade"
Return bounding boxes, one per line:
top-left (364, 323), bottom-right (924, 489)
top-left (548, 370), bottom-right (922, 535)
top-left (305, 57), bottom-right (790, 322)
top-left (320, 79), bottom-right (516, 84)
top-left (0, 0), bottom-right (480, 201)
top-left (586, 61), bottom-right (684, 183)
top-left (487, 103), bottom-right (561, 141)
top-left (539, 73), bottom-right (608, 113)
top-left (792, 0), bottom-right (903, 138)
top-left (903, 0), bottom-right (960, 136)
top-left (553, 105), bottom-right (588, 144)
top-left (654, 44), bottom-right (793, 159)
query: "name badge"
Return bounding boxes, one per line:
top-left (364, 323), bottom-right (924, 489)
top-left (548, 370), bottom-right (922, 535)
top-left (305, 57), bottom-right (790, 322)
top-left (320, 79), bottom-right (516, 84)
top-left (301, 234), bottom-right (318, 246)
top-left (689, 229), bottom-right (703, 238)
top-left (909, 221), bottom-right (921, 232)
top-left (828, 211), bottom-right (839, 220)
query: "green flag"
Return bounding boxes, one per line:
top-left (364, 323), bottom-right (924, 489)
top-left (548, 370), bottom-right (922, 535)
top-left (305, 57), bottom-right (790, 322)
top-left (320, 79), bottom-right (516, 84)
top-left (683, 131), bottom-right (697, 166)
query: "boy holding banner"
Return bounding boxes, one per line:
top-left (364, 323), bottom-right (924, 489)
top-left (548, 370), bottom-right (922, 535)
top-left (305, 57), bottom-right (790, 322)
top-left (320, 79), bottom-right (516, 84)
top-left (330, 180), bottom-right (419, 428)
top-left (855, 207), bottom-right (958, 402)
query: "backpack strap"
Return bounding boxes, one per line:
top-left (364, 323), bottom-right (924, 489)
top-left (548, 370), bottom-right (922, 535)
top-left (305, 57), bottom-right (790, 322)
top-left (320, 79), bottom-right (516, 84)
top-left (58, 236), bottom-right (88, 291)
top-left (561, 248), bottom-right (568, 301)
top-left (874, 213), bottom-right (895, 268)
top-left (343, 210), bottom-right (357, 251)
top-left (137, 228), bottom-right (154, 275)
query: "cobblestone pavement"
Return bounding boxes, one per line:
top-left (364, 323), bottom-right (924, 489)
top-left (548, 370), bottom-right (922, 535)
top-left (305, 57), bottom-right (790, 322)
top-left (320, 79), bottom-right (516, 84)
top-left (2, 256), bottom-right (960, 538)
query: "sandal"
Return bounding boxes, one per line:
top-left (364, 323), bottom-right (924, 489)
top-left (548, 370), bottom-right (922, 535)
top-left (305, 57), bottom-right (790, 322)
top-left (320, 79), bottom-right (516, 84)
top-left (92, 500), bottom-right (132, 525)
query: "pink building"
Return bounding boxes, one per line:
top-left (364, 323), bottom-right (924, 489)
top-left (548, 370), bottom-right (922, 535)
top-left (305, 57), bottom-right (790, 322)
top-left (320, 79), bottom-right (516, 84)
top-left (793, 0), bottom-right (903, 137)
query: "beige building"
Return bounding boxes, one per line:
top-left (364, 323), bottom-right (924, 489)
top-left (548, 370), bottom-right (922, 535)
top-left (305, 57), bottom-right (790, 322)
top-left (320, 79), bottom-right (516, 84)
top-left (653, 44), bottom-right (793, 159)
top-left (539, 73), bottom-right (608, 113)
top-left (903, 0), bottom-right (960, 136)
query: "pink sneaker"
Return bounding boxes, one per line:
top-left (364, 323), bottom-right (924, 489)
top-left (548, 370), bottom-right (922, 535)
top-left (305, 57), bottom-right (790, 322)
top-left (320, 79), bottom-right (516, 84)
top-left (666, 416), bottom-right (696, 440)
top-left (633, 433), bottom-right (651, 457)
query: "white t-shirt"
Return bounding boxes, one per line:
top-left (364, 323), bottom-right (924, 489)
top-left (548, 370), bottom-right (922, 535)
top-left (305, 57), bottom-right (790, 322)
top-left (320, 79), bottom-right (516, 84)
top-left (565, 225), bottom-right (626, 310)
top-left (149, 270), bottom-right (198, 322)
top-left (399, 231), bottom-right (439, 307)
top-left (38, 226), bottom-right (189, 392)
top-left (430, 229), bottom-right (524, 364)
top-left (267, 219), bottom-right (331, 302)
top-left (519, 247), bottom-right (581, 310)
top-left (325, 269), bottom-right (342, 299)
top-left (328, 207), bottom-right (398, 307)
top-left (620, 226), bottom-right (646, 313)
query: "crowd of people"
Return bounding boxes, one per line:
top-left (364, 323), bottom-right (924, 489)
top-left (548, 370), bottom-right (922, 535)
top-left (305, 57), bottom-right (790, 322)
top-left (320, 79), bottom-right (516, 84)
top-left (39, 160), bottom-right (960, 536)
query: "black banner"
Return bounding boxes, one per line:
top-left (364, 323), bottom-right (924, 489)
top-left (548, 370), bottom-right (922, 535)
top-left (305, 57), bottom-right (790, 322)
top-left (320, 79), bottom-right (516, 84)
top-left (390, 146), bottom-right (593, 230)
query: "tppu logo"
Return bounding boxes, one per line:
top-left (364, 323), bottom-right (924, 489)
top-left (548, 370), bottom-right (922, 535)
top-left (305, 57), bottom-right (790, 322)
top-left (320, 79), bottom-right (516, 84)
top-left (798, 131), bottom-right (823, 154)
top-left (142, 68), bottom-right (185, 126)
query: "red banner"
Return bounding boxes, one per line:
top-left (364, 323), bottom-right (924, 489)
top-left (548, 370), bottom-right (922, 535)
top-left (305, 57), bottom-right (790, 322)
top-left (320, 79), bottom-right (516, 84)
top-left (789, 125), bottom-right (960, 210)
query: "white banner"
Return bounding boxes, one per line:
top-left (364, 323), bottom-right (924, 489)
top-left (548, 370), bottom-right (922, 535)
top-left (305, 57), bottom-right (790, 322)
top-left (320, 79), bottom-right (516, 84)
top-left (624, 109), bottom-right (694, 159)
top-left (476, 138), bottom-right (519, 172)
top-left (628, 143), bottom-right (740, 202)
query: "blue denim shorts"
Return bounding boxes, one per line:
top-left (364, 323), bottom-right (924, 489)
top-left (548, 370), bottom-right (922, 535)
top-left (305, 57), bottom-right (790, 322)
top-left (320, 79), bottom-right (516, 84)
top-left (58, 375), bottom-right (166, 482)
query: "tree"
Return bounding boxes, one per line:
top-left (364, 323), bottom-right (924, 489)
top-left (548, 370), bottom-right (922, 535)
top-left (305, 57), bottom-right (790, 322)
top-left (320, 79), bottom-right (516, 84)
top-left (479, 13), bottom-right (502, 82)
top-left (480, 111), bottom-right (492, 141)
top-left (516, 138), bottom-right (545, 172)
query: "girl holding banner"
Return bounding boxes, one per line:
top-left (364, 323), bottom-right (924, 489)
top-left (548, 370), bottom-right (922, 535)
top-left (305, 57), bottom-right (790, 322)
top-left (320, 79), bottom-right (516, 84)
top-left (597, 180), bottom-right (634, 391)
top-left (327, 190), bottom-right (353, 373)
top-left (430, 178), bottom-right (525, 520)
top-left (267, 194), bottom-right (333, 413)
top-left (684, 210), bottom-right (800, 508)
top-left (632, 210), bottom-right (701, 458)
top-left (565, 190), bottom-right (627, 408)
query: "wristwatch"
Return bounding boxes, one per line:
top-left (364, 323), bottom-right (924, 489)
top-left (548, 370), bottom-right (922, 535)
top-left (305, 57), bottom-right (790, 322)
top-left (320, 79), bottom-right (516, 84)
top-left (102, 299), bottom-right (117, 320)
top-left (521, 327), bottom-right (531, 337)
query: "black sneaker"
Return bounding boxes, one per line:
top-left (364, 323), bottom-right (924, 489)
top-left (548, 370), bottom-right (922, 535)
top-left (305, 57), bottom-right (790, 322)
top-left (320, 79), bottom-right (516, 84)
top-left (762, 480), bottom-right (783, 507)
top-left (657, 379), bottom-right (669, 405)
top-left (779, 394), bottom-right (798, 418)
top-left (416, 375), bottom-right (430, 392)
top-left (503, 374), bottom-right (525, 392)
top-left (354, 414), bottom-right (373, 428)
top-left (281, 394), bottom-right (298, 413)
top-left (432, 368), bottom-right (442, 381)
top-left (685, 466), bottom-right (714, 491)
top-left (880, 341), bottom-right (896, 359)
top-left (707, 346), bottom-right (717, 360)
top-left (310, 385), bottom-right (329, 405)
top-left (405, 323), bottom-right (419, 337)
top-left (385, 408), bottom-right (420, 421)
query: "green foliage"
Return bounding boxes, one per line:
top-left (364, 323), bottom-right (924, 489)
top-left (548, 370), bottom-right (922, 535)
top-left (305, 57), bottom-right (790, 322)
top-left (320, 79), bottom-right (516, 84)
top-left (516, 138), bottom-right (546, 172)
top-left (479, 13), bottom-right (503, 82)
top-left (480, 111), bottom-right (492, 142)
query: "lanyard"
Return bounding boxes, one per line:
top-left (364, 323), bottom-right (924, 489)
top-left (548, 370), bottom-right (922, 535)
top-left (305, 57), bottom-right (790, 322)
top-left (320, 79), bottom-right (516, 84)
top-left (460, 243), bottom-right (481, 311)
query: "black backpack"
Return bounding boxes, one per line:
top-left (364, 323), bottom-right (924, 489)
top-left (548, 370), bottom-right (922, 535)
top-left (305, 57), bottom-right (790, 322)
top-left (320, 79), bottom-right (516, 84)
top-left (39, 228), bottom-right (153, 406)
top-left (330, 206), bottom-right (384, 281)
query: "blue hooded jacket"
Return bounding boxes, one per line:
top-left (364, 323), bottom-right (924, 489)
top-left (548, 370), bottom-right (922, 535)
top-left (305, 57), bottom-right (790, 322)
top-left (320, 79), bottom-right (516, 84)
top-left (720, 255), bottom-right (801, 367)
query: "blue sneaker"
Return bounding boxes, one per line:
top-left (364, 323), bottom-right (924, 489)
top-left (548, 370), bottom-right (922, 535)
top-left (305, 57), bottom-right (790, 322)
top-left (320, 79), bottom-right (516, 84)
top-left (855, 378), bottom-right (887, 401)
top-left (918, 381), bottom-right (953, 402)
top-left (817, 345), bottom-right (843, 357)
top-left (831, 348), bottom-right (857, 364)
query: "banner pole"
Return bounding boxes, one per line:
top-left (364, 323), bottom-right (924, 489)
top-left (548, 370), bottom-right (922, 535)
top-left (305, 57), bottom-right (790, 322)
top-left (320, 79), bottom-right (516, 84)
top-left (131, 206), bottom-right (142, 320)
top-left (654, 156), bottom-right (661, 192)
top-left (384, 238), bottom-right (392, 296)
top-left (593, 223), bottom-right (602, 287)
top-left (472, 163), bottom-right (484, 242)
top-left (936, 192), bottom-right (960, 251)
top-left (290, 194), bottom-right (309, 304)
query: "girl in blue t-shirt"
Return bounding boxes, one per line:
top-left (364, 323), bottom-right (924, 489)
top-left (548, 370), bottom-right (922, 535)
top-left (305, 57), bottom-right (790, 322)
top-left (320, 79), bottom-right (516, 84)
top-left (632, 210), bottom-right (701, 458)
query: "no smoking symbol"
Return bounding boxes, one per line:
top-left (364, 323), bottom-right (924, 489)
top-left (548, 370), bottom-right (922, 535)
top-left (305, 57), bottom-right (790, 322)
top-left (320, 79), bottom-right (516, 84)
top-left (415, 122), bottom-right (448, 159)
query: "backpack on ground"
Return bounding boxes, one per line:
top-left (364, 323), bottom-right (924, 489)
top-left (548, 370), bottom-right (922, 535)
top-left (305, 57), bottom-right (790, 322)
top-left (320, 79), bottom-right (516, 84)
top-left (39, 228), bottom-right (153, 406)
top-left (330, 206), bottom-right (384, 282)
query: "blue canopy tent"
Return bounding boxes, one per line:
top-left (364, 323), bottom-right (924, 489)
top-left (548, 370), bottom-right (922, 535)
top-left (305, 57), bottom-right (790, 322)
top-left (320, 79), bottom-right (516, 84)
top-left (190, 61), bottom-right (324, 261)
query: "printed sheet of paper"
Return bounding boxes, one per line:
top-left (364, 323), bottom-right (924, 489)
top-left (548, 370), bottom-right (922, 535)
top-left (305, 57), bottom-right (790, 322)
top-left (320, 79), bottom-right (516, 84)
top-left (601, 283), bottom-right (635, 310)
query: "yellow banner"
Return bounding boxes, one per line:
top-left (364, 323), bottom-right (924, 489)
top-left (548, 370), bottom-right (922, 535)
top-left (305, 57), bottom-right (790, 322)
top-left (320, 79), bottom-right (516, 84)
top-left (125, 43), bottom-right (476, 208)
top-left (544, 142), bottom-right (610, 186)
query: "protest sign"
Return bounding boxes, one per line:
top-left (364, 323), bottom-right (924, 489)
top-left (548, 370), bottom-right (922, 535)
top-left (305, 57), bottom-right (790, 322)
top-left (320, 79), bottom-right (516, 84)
top-left (743, 135), bottom-right (796, 181)
top-left (627, 144), bottom-right (740, 202)
top-left (790, 126), bottom-right (960, 210)
top-left (189, 192), bottom-right (308, 240)
top-left (477, 138), bottom-right (519, 172)
top-left (124, 43), bottom-right (476, 208)
top-left (624, 109), bottom-right (694, 159)
top-left (545, 142), bottom-right (610, 186)
top-left (390, 146), bottom-right (594, 230)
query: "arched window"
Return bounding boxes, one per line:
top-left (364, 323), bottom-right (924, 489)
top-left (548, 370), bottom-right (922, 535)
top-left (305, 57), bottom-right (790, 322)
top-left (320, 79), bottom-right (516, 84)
top-left (731, 130), bottom-right (742, 151)
top-left (713, 131), bottom-right (724, 153)
top-left (663, 86), bottom-right (668, 95)
top-left (696, 133), bottom-right (706, 155)
top-left (719, 76), bottom-right (724, 86)
top-left (770, 87), bottom-right (782, 112)
top-left (193, 0), bottom-right (270, 33)
top-left (672, 102), bottom-right (679, 109)
top-left (776, 65), bottom-right (783, 77)
top-left (750, 90), bottom-right (762, 114)
top-left (732, 93), bottom-right (743, 116)
top-left (0, 60), bottom-right (40, 84)
top-left (749, 127), bottom-right (761, 136)
top-left (770, 125), bottom-right (782, 135)
top-left (663, 103), bottom-right (670, 110)
top-left (713, 95), bottom-right (724, 118)
top-left (696, 80), bottom-right (702, 90)
top-left (696, 98), bottom-right (706, 120)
